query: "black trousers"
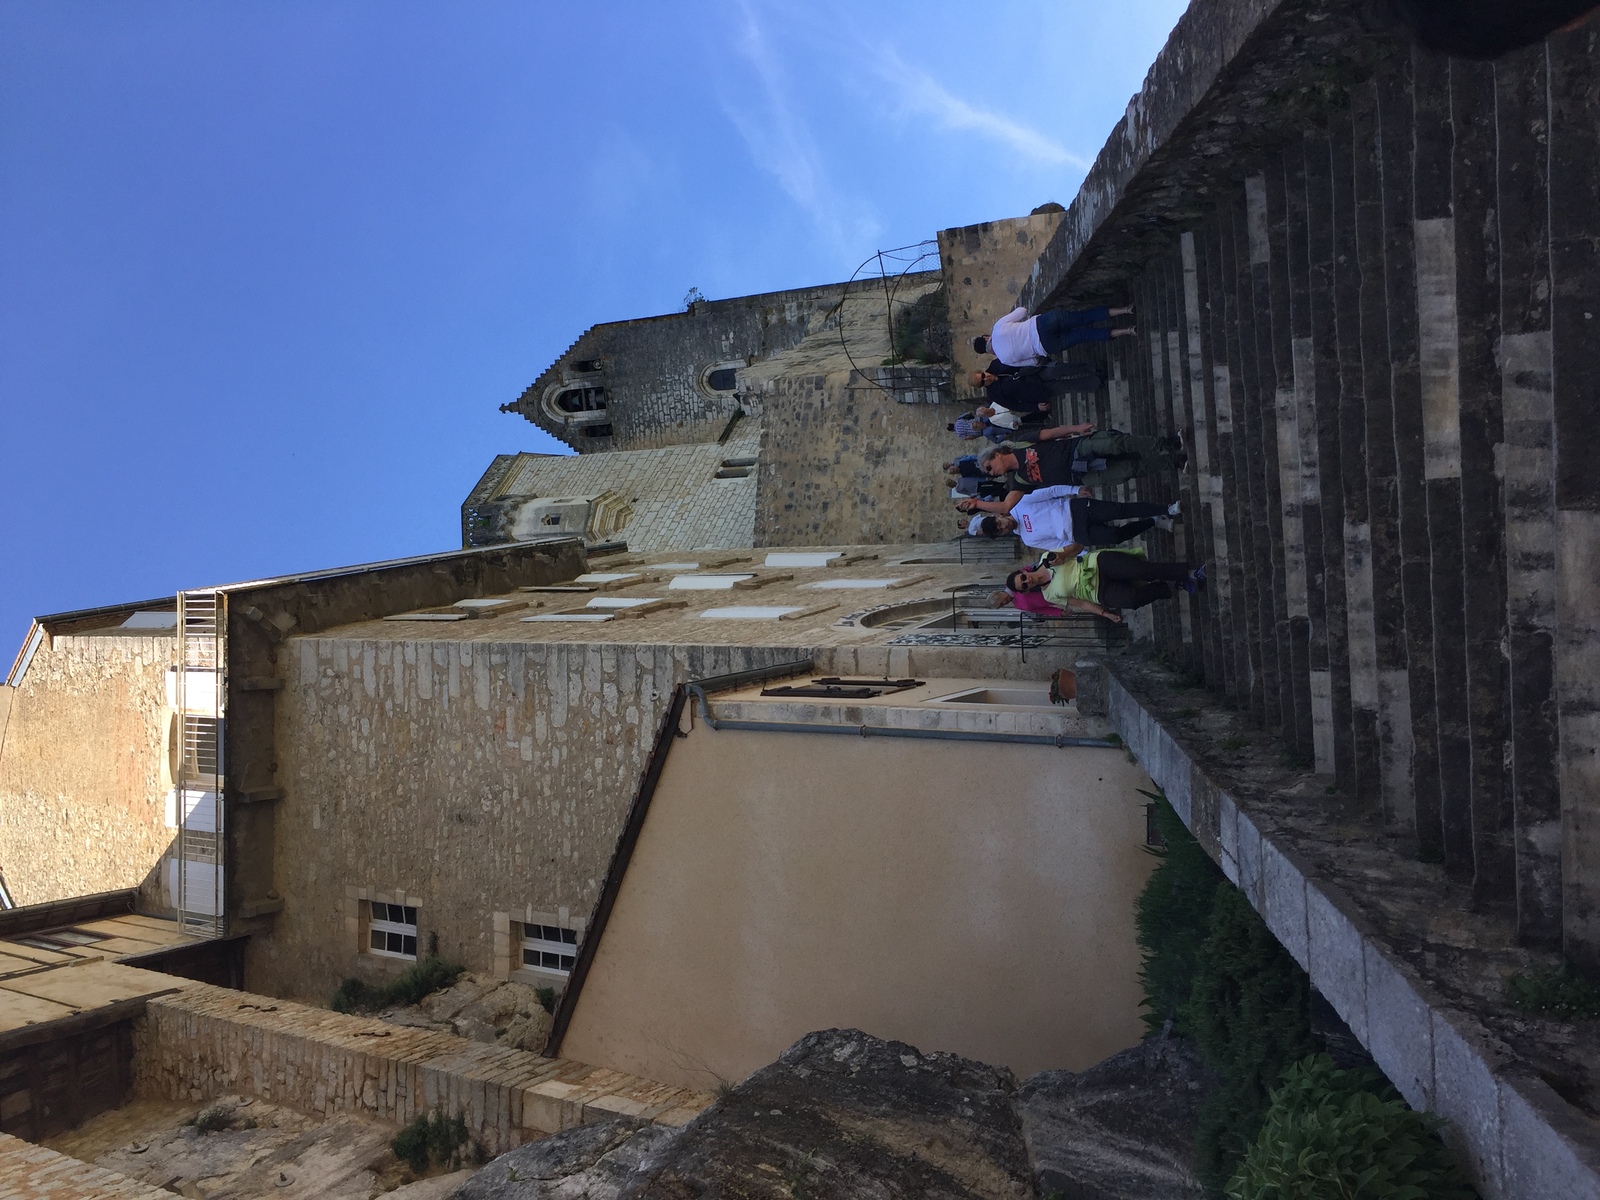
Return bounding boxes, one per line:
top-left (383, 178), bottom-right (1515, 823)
top-left (1094, 552), bottom-right (1190, 609)
top-left (1070, 497), bottom-right (1164, 547)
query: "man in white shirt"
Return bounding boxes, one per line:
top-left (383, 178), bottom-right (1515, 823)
top-left (965, 483), bottom-right (1175, 548)
top-left (974, 304), bottom-right (1136, 368)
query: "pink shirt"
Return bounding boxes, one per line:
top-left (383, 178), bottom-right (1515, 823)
top-left (1010, 587), bottom-right (1068, 618)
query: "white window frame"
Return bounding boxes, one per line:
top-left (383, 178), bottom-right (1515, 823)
top-left (520, 921), bottom-right (578, 976)
top-left (369, 901), bottom-right (419, 960)
top-left (698, 606), bottom-right (803, 620)
top-left (668, 574), bottom-right (754, 590)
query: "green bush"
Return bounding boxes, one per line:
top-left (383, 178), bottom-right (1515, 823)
top-left (1133, 795), bottom-right (1472, 1197)
top-left (1227, 1055), bottom-right (1474, 1200)
top-left (1185, 884), bottom-right (1317, 1190)
top-left (392, 1108), bottom-right (471, 1174)
top-left (1135, 790), bottom-right (1227, 1036)
top-left (1506, 964), bottom-right (1600, 1020)
top-left (330, 956), bottom-right (464, 1014)
top-left (888, 287), bottom-right (950, 365)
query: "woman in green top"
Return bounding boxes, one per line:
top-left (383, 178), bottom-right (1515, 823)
top-left (1006, 546), bottom-right (1204, 623)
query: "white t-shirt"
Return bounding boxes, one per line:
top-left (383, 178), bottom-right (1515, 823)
top-left (988, 307), bottom-right (1046, 367)
top-left (985, 403), bottom-right (1023, 430)
top-left (1010, 484), bottom-right (1083, 549)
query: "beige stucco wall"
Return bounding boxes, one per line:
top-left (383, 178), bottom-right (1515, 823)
top-left (561, 724), bottom-right (1156, 1089)
top-left (939, 212), bottom-right (1066, 392)
top-left (0, 635), bottom-right (174, 908)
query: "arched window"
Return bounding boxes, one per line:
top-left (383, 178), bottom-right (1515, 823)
top-left (697, 360), bottom-right (747, 399)
top-left (541, 514), bottom-right (562, 526)
top-left (555, 386), bottom-right (607, 414)
top-left (541, 383), bottom-right (611, 427)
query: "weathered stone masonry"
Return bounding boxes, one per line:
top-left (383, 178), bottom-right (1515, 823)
top-left (259, 637), bottom-right (804, 1000)
top-left (0, 635), bottom-right (173, 912)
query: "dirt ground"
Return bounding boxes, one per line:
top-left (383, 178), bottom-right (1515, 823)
top-left (47, 1096), bottom-right (476, 1199)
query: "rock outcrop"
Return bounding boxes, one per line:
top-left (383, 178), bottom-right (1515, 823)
top-left (453, 1028), bottom-right (1210, 1199)
top-left (1017, 1036), bottom-right (1211, 1199)
top-left (381, 974), bottom-right (553, 1052)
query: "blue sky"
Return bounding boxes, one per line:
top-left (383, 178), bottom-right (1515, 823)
top-left (0, 0), bottom-right (1186, 650)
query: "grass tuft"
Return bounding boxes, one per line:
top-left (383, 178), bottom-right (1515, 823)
top-left (1507, 964), bottom-right (1600, 1020)
top-left (330, 956), bottom-right (464, 1014)
top-left (392, 1108), bottom-right (471, 1175)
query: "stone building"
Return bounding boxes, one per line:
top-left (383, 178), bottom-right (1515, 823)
top-left (0, 538), bottom-right (1154, 1092)
top-left (6, 0), bottom-right (1600, 1189)
top-left (480, 213), bottom-right (1069, 553)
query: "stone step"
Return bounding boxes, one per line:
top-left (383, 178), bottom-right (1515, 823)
top-left (1410, 45), bottom-right (1476, 884)
top-left (1259, 164), bottom-right (1316, 761)
top-left (1495, 41), bottom-right (1563, 947)
top-left (1302, 127), bottom-right (1360, 790)
top-left (1351, 83), bottom-right (1415, 829)
top-left (1549, 25), bottom-right (1600, 970)
top-left (1329, 109), bottom-right (1384, 803)
top-left (1450, 58), bottom-right (1516, 910)
top-left (1376, 53), bottom-right (1446, 866)
top-left (1179, 231), bottom-right (1233, 695)
top-left (1244, 174), bottom-right (1298, 746)
top-left (1208, 208), bottom-right (1266, 717)
top-left (1273, 140), bottom-right (1337, 774)
top-left (1232, 188), bottom-right (1288, 732)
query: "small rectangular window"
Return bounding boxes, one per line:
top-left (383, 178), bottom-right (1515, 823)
top-left (368, 901), bottom-right (419, 960)
top-left (805, 578), bottom-right (903, 589)
top-left (698, 606), bottom-right (803, 620)
top-left (668, 574), bottom-right (753, 590)
top-left (520, 922), bottom-right (579, 975)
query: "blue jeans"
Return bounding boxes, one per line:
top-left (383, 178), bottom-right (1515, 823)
top-left (1035, 306), bottom-right (1113, 354)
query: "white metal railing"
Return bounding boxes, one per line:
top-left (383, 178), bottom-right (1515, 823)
top-left (174, 590), bottom-right (225, 937)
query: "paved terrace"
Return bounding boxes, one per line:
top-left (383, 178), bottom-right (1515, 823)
top-left (1022, 0), bottom-right (1600, 1195)
top-left (316, 545), bottom-right (1116, 682)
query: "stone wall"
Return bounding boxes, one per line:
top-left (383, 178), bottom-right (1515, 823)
top-left (0, 1132), bottom-right (170, 1199)
top-left (132, 984), bottom-right (710, 1158)
top-left (938, 212), bottom-right (1065, 390)
top-left (256, 637), bottom-right (802, 1001)
top-left (753, 371), bottom-right (966, 548)
top-left (505, 282), bottom-right (856, 452)
top-left (0, 635), bottom-right (173, 910)
top-left (463, 427), bottom-right (763, 552)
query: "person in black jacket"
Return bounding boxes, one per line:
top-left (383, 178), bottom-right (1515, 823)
top-left (969, 360), bottom-right (1103, 409)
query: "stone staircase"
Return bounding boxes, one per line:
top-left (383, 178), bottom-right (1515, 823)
top-left (1046, 10), bottom-right (1599, 963)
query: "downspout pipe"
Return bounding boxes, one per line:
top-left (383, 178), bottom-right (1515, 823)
top-left (685, 683), bottom-right (1122, 750)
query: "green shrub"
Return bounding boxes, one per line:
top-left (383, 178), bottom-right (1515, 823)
top-left (1134, 795), bottom-right (1472, 1197)
top-left (1135, 790), bottom-right (1227, 1036)
top-left (535, 985), bottom-right (557, 1015)
top-left (330, 956), bottom-right (464, 1014)
top-left (888, 287), bottom-right (950, 365)
top-left (392, 1108), bottom-right (471, 1174)
top-left (1506, 964), bottom-right (1600, 1020)
top-left (1227, 1055), bottom-right (1474, 1199)
top-left (1185, 884), bottom-right (1318, 1190)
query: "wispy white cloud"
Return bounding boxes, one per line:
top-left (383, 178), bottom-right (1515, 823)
top-left (719, 1), bottom-right (879, 255)
top-left (873, 49), bottom-right (1092, 171)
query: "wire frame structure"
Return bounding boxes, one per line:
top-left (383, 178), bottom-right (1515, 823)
top-left (830, 240), bottom-right (951, 400)
top-left (174, 589), bottom-right (226, 937)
